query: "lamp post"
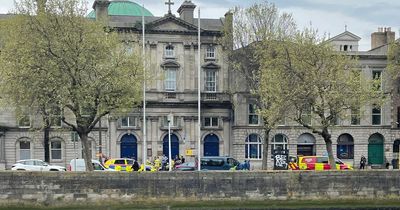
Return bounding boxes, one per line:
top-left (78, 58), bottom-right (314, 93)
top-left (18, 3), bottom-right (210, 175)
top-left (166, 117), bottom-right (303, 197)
top-left (168, 113), bottom-right (173, 171)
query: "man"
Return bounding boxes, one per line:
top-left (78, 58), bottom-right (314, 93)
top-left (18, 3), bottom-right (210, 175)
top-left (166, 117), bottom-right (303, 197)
top-left (360, 155), bottom-right (367, 169)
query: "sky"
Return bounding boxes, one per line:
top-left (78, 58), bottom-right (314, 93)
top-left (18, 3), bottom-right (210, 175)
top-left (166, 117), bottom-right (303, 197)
top-left (0, 0), bottom-right (399, 51)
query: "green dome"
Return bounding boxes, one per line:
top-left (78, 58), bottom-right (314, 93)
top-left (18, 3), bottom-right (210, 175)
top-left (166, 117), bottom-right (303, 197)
top-left (88, 0), bottom-right (153, 18)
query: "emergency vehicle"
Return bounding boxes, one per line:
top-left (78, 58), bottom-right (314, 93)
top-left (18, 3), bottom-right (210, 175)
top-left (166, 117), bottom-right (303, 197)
top-left (103, 158), bottom-right (134, 171)
top-left (290, 156), bottom-right (352, 170)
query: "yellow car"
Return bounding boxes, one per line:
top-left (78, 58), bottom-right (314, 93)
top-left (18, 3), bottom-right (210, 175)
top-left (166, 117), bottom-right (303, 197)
top-left (103, 158), bottom-right (133, 172)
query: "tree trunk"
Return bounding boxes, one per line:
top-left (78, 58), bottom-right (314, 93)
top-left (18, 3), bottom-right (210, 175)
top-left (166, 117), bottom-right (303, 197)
top-left (262, 128), bottom-right (271, 170)
top-left (80, 132), bottom-right (94, 171)
top-left (44, 126), bottom-right (50, 163)
top-left (322, 128), bottom-right (336, 170)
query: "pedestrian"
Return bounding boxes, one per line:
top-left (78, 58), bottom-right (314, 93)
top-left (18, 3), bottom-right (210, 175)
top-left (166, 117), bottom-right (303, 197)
top-left (161, 154), bottom-right (168, 171)
top-left (132, 159), bottom-right (140, 171)
top-left (360, 155), bottom-right (366, 169)
top-left (180, 155), bottom-right (185, 164)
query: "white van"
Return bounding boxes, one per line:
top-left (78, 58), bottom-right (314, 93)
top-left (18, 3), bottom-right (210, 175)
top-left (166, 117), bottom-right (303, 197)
top-left (68, 159), bottom-right (116, 171)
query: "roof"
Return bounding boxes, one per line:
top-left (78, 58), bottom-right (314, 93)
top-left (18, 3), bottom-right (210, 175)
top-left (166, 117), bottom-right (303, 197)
top-left (327, 31), bottom-right (361, 42)
top-left (87, 0), bottom-right (153, 18)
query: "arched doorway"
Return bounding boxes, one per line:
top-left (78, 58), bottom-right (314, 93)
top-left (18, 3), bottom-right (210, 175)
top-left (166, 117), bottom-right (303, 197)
top-left (337, 134), bottom-right (354, 160)
top-left (163, 133), bottom-right (179, 159)
top-left (297, 133), bottom-right (316, 156)
top-left (120, 134), bottom-right (137, 160)
top-left (204, 133), bottom-right (219, 156)
top-left (368, 133), bottom-right (384, 165)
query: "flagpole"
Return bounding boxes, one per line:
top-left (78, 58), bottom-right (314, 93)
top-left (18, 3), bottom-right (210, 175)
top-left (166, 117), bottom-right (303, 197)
top-left (197, 7), bottom-right (201, 171)
top-left (142, 4), bottom-right (147, 164)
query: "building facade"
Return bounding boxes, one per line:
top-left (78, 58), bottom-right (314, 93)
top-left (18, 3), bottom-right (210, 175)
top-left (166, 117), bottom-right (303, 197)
top-left (0, 0), bottom-right (398, 170)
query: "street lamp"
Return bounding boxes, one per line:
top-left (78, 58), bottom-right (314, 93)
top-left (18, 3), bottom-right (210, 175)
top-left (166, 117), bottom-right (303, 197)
top-left (168, 113), bottom-right (173, 171)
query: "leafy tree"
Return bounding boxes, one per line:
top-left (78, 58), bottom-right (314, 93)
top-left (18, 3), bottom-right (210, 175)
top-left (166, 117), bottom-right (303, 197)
top-left (0, 0), bottom-right (143, 171)
top-left (258, 28), bottom-right (380, 169)
top-left (222, 1), bottom-right (296, 169)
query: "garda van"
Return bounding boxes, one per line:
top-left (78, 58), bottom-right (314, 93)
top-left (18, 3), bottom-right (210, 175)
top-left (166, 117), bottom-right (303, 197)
top-left (68, 159), bottom-right (116, 171)
top-left (200, 156), bottom-right (240, 170)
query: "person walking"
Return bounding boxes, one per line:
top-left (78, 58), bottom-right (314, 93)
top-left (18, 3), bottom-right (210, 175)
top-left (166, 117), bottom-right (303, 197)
top-left (360, 155), bottom-right (367, 169)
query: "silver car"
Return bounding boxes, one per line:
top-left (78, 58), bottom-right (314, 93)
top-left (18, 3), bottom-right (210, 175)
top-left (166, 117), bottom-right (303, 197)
top-left (11, 159), bottom-right (66, 171)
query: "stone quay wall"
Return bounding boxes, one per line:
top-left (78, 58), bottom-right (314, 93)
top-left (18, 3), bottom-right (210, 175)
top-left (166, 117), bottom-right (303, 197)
top-left (0, 170), bottom-right (399, 206)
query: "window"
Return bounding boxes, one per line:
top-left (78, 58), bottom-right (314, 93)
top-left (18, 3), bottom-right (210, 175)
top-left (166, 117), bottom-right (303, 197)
top-left (204, 117), bottom-right (218, 127)
top-left (351, 107), bottom-right (360, 125)
top-left (19, 141), bottom-right (30, 160)
top-left (121, 116), bottom-right (136, 127)
top-left (337, 134), bottom-right (354, 159)
top-left (162, 116), bottom-right (179, 127)
top-left (165, 45), bottom-right (174, 58)
top-left (18, 114), bottom-right (30, 128)
top-left (372, 70), bottom-right (382, 91)
top-left (165, 68), bottom-right (177, 91)
top-left (301, 105), bottom-right (312, 125)
top-left (206, 46), bottom-right (215, 59)
top-left (50, 106), bottom-right (62, 127)
top-left (51, 140), bottom-right (62, 160)
top-left (245, 134), bottom-right (262, 159)
top-left (205, 70), bottom-right (216, 92)
top-left (248, 104), bottom-right (259, 125)
top-left (271, 134), bottom-right (288, 155)
top-left (372, 105), bottom-right (381, 125)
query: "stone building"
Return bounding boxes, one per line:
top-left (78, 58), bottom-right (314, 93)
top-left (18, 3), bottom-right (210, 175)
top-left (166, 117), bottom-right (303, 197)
top-left (0, 0), bottom-right (398, 170)
top-left (230, 28), bottom-right (398, 169)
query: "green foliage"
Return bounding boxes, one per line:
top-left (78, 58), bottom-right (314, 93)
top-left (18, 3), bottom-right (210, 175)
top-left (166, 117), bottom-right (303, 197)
top-left (0, 0), bottom-right (144, 170)
top-left (258, 27), bottom-right (382, 169)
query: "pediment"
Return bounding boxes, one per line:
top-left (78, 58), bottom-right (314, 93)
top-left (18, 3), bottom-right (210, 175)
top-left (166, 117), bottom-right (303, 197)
top-left (153, 21), bottom-right (190, 31)
top-left (328, 31), bottom-right (361, 42)
top-left (202, 62), bottom-right (220, 69)
top-left (147, 14), bottom-right (200, 32)
top-left (161, 60), bottom-right (180, 68)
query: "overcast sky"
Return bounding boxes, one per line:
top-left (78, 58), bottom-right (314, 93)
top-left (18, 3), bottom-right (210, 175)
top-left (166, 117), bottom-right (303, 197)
top-left (1, 0), bottom-right (399, 51)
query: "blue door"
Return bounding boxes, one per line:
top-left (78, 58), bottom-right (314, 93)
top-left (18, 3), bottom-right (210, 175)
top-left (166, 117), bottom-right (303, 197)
top-left (120, 134), bottom-right (137, 160)
top-left (163, 134), bottom-right (179, 159)
top-left (204, 134), bottom-right (219, 156)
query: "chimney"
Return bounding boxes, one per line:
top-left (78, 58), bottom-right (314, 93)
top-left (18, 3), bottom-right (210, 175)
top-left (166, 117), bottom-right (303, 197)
top-left (371, 27), bottom-right (395, 49)
top-left (223, 11), bottom-right (233, 50)
top-left (177, 1), bottom-right (196, 24)
top-left (92, 0), bottom-right (110, 21)
top-left (36, 0), bottom-right (47, 14)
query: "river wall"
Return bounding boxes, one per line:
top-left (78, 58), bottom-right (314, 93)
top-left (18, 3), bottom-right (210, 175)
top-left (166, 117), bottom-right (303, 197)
top-left (0, 170), bottom-right (399, 206)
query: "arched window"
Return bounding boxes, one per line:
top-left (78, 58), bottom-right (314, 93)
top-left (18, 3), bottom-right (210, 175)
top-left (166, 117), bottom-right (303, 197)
top-left (297, 133), bottom-right (316, 156)
top-left (337, 134), bottom-right (354, 159)
top-left (245, 134), bottom-right (262, 159)
top-left (271, 134), bottom-right (288, 154)
top-left (165, 45), bottom-right (174, 58)
top-left (50, 139), bottom-right (63, 160)
top-left (19, 140), bottom-right (31, 160)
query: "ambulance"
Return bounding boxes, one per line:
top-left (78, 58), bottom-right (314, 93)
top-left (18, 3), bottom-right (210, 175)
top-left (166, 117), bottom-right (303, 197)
top-left (290, 156), bottom-right (352, 170)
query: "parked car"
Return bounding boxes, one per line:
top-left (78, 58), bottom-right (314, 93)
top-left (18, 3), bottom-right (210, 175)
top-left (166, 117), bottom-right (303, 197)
top-left (103, 158), bottom-right (134, 171)
top-left (174, 162), bottom-right (196, 171)
top-left (68, 159), bottom-right (116, 171)
top-left (200, 156), bottom-right (240, 170)
top-left (296, 156), bottom-right (353, 170)
top-left (11, 159), bottom-right (66, 171)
